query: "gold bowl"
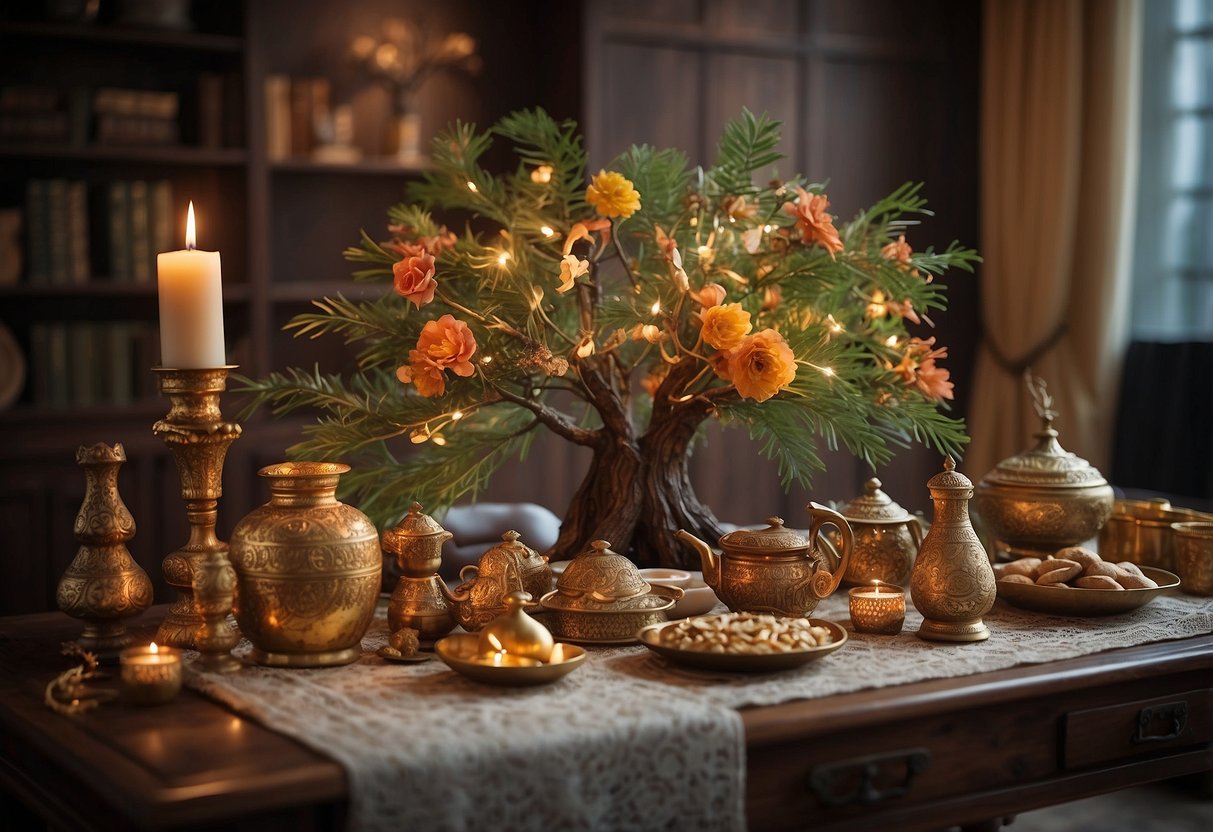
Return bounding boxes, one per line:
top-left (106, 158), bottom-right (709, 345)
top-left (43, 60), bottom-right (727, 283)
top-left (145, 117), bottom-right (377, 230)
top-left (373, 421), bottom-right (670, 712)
top-left (995, 566), bottom-right (1180, 616)
top-left (434, 633), bottom-right (586, 686)
top-left (539, 584), bottom-right (681, 644)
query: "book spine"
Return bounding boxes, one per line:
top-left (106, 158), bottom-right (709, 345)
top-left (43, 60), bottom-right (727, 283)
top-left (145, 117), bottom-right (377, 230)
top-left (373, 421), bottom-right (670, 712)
top-left (151, 180), bottom-right (173, 259)
top-left (24, 180), bottom-right (49, 284)
top-left (69, 323), bottom-right (94, 405)
top-left (67, 180), bottom-right (90, 284)
top-left (107, 181), bottom-right (130, 281)
top-left (108, 322), bottom-right (133, 405)
top-left (47, 323), bottom-right (69, 407)
top-left (46, 179), bottom-right (70, 285)
top-left (128, 180), bottom-right (150, 283)
top-left (289, 77), bottom-right (314, 156)
top-left (198, 73), bottom-right (224, 149)
top-left (265, 75), bottom-right (291, 161)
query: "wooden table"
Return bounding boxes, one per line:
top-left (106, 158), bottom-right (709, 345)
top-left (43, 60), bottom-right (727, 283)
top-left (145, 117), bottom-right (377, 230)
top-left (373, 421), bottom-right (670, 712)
top-left (2, 607), bottom-right (1210, 831)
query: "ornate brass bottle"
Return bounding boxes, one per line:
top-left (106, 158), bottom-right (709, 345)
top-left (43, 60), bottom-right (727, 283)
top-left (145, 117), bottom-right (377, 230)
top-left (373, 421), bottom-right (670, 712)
top-left (57, 443), bottom-right (153, 656)
top-left (910, 456), bottom-right (996, 643)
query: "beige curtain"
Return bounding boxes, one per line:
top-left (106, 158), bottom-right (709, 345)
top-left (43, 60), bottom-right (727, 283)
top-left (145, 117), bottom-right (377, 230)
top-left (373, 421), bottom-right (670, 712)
top-left (968, 0), bottom-right (1141, 481)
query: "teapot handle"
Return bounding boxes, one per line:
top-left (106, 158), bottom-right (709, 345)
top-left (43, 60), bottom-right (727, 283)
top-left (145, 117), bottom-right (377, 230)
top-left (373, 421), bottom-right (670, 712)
top-left (907, 515), bottom-right (924, 550)
top-left (806, 502), bottom-right (853, 598)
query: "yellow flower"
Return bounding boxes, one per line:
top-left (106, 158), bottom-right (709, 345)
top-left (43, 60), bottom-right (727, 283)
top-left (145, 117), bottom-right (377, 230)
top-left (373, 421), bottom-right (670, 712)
top-left (557, 255), bottom-right (589, 294)
top-left (586, 170), bottom-right (641, 219)
top-left (699, 303), bottom-right (752, 351)
top-left (727, 329), bottom-right (796, 402)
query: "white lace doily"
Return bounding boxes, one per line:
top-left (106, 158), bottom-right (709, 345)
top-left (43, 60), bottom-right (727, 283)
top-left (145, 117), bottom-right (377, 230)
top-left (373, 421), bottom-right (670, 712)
top-left (188, 591), bottom-right (1213, 832)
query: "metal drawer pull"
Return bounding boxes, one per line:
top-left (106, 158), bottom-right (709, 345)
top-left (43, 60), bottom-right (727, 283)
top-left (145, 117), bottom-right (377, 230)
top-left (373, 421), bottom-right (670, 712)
top-left (1133, 702), bottom-right (1188, 743)
top-left (809, 748), bottom-right (931, 807)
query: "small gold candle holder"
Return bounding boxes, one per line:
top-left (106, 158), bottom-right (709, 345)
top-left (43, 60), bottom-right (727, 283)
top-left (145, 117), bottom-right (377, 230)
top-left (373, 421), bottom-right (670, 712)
top-left (119, 643), bottom-right (183, 705)
top-left (152, 366), bottom-right (242, 649)
top-left (848, 582), bottom-right (906, 635)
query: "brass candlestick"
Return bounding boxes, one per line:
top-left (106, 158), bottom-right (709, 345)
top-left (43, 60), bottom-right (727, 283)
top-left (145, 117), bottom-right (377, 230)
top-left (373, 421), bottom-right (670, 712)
top-left (152, 366), bottom-right (242, 649)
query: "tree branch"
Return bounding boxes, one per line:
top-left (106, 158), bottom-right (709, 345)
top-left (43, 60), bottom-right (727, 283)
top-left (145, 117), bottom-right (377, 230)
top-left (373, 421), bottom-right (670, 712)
top-left (489, 383), bottom-right (598, 446)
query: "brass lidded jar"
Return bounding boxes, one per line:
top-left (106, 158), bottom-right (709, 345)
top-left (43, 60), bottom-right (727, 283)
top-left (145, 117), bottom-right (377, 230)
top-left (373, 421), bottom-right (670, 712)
top-left (973, 377), bottom-right (1114, 558)
top-left (836, 478), bottom-right (922, 586)
top-left (382, 502), bottom-right (456, 640)
top-left (229, 462), bottom-right (381, 667)
top-left (911, 456), bottom-right (996, 643)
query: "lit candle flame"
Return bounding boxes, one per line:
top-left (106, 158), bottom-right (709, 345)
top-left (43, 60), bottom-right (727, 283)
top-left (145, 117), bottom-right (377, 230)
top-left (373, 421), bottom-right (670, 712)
top-left (149, 642), bottom-right (159, 654)
top-left (185, 202), bottom-right (196, 251)
top-left (872, 580), bottom-right (882, 594)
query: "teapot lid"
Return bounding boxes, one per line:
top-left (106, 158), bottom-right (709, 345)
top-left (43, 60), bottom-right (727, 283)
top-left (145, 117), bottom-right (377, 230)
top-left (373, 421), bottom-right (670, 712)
top-left (837, 478), bottom-right (914, 524)
top-left (719, 517), bottom-right (810, 553)
top-left (381, 502), bottom-right (451, 553)
top-left (478, 529), bottom-right (540, 562)
top-left (555, 540), bottom-right (650, 603)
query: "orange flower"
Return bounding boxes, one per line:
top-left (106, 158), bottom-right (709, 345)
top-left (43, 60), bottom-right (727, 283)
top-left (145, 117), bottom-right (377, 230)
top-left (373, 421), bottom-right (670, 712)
top-left (654, 225), bottom-right (677, 258)
top-left (707, 349), bottom-right (733, 381)
top-left (726, 329), bottom-right (796, 402)
top-left (396, 314), bottom-right (477, 397)
top-left (881, 234), bottom-right (912, 265)
top-left (420, 227), bottom-right (458, 255)
top-left (557, 254), bottom-right (589, 294)
top-left (393, 251), bottom-right (438, 309)
top-left (586, 170), bottom-right (641, 218)
top-left (781, 186), bottom-right (843, 256)
top-left (866, 290), bottom-right (920, 324)
top-left (691, 282), bottom-right (727, 308)
top-left (389, 240), bottom-right (427, 259)
top-left (699, 303), bottom-right (752, 351)
top-left (562, 217), bottom-right (611, 256)
top-left (914, 356), bottom-right (954, 400)
top-left (761, 284), bottom-right (783, 312)
top-left (890, 336), bottom-right (953, 401)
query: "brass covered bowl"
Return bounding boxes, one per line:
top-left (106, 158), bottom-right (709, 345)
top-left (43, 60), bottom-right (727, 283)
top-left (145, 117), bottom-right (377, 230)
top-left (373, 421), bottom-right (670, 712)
top-left (973, 415), bottom-right (1114, 558)
top-left (539, 539), bottom-right (682, 643)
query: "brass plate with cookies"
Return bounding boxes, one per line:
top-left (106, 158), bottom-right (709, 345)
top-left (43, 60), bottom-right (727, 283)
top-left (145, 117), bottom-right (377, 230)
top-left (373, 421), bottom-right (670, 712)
top-left (996, 566), bottom-right (1180, 616)
top-left (637, 618), bottom-right (847, 672)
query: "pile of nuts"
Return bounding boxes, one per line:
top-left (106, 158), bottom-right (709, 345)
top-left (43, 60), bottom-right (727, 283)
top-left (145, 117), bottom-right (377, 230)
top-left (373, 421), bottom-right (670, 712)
top-left (656, 612), bottom-right (833, 654)
top-left (994, 547), bottom-right (1158, 590)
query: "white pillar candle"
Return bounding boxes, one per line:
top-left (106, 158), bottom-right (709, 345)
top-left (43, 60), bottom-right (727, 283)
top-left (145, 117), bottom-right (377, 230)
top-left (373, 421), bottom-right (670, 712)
top-left (157, 202), bottom-right (225, 368)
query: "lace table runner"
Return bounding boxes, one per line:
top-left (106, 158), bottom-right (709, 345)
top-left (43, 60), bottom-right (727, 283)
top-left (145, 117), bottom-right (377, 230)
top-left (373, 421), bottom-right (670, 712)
top-left (188, 592), bottom-right (1213, 832)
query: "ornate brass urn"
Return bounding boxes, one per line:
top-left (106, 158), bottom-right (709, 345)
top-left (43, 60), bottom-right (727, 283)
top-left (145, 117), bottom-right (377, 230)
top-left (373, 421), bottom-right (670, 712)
top-left (382, 502), bottom-right (456, 640)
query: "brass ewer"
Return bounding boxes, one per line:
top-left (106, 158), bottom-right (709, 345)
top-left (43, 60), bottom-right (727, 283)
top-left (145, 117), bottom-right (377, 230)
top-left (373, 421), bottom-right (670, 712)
top-left (443, 530), bottom-right (552, 631)
top-left (973, 374), bottom-right (1114, 559)
top-left (911, 456), bottom-right (996, 643)
top-left (152, 366), bottom-right (242, 649)
top-left (383, 502), bottom-right (456, 641)
top-left (57, 443), bottom-right (153, 656)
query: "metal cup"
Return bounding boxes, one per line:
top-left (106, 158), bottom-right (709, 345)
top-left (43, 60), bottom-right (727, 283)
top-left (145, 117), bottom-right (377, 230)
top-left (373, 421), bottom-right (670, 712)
top-left (1171, 522), bottom-right (1213, 596)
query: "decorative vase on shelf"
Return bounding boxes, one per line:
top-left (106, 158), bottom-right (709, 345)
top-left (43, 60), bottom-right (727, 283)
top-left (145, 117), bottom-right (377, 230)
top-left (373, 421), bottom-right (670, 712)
top-left (228, 462), bottom-right (381, 667)
top-left (57, 443), bottom-right (153, 656)
top-left (393, 110), bottom-right (423, 164)
top-left (910, 456), bottom-right (996, 643)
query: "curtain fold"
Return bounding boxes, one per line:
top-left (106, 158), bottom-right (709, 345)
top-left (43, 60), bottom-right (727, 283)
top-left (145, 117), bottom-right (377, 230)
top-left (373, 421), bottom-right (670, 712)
top-left (968, 0), bottom-right (1141, 480)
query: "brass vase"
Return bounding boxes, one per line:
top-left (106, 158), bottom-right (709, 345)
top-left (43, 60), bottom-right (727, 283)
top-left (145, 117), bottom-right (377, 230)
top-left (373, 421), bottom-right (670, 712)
top-left (229, 462), bottom-right (381, 667)
top-left (910, 456), bottom-right (996, 643)
top-left (57, 443), bottom-right (153, 656)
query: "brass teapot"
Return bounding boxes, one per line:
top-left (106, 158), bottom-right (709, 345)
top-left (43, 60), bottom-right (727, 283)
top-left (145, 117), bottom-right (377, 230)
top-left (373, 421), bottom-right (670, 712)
top-left (442, 530), bottom-right (552, 631)
top-left (675, 504), bottom-right (853, 616)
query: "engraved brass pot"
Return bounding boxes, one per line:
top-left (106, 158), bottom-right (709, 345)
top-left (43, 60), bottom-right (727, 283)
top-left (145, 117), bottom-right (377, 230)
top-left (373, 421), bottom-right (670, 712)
top-left (675, 505), bottom-right (853, 616)
top-left (229, 462), bottom-right (381, 667)
top-left (382, 502), bottom-right (456, 640)
top-left (973, 415), bottom-right (1114, 559)
top-left (835, 478), bottom-right (922, 586)
top-left (443, 530), bottom-right (552, 632)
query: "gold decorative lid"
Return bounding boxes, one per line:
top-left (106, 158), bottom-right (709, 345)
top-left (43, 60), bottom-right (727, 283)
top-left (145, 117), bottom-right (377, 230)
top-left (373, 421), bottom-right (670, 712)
top-left (928, 455), bottom-right (973, 493)
top-left (553, 540), bottom-right (650, 606)
top-left (381, 502), bottom-right (452, 553)
top-left (719, 517), bottom-right (809, 554)
top-left (837, 478), bottom-right (913, 525)
top-left (480, 529), bottom-right (538, 561)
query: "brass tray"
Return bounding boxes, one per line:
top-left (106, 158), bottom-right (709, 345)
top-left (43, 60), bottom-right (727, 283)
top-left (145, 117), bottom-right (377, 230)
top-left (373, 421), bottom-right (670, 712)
top-left (637, 618), bottom-right (847, 672)
top-left (434, 633), bottom-right (586, 686)
top-left (995, 566), bottom-right (1180, 616)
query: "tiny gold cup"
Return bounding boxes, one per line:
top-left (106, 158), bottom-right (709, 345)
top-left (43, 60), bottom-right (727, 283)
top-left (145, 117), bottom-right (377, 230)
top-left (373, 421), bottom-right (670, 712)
top-left (848, 582), bottom-right (906, 635)
top-left (1172, 522), bottom-right (1213, 596)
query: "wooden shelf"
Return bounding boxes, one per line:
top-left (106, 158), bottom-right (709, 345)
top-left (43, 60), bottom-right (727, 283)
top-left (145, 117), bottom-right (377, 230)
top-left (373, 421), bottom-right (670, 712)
top-left (269, 158), bottom-right (429, 176)
top-left (0, 283), bottom-right (250, 301)
top-left (0, 20), bottom-right (243, 52)
top-left (0, 144), bottom-right (247, 167)
top-left (270, 282), bottom-right (388, 302)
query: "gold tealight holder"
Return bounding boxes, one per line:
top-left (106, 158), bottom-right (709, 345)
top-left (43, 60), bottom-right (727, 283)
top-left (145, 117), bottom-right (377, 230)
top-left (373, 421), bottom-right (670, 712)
top-left (848, 582), bottom-right (906, 635)
top-left (152, 366), bottom-right (242, 649)
top-left (119, 643), bottom-right (183, 705)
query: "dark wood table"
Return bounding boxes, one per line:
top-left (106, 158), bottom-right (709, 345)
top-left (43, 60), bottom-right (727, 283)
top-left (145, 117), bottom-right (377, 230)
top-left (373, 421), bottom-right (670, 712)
top-left (2, 606), bottom-right (1210, 831)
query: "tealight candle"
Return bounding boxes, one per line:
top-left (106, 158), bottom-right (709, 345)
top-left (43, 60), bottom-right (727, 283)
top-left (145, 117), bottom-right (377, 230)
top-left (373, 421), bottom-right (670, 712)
top-left (119, 642), bottom-right (183, 705)
top-left (481, 651), bottom-right (543, 668)
top-left (848, 582), bottom-right (906, 635)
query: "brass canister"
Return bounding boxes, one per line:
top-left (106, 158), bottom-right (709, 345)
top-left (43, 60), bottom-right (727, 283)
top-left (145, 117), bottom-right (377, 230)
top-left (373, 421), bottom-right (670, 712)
top-left (835, 478), bottom-right (922, 586)
top-left (229, 462), bottom-right (381, 667)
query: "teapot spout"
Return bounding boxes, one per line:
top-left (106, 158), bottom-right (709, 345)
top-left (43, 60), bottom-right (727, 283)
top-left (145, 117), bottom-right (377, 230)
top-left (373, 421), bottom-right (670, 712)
top-left (675, 529), bottom-right (720, 589)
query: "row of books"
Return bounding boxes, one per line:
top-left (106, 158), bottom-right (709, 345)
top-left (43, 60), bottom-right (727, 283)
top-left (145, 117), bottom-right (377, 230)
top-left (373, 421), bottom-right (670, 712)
top-left (23, 179), bottom-right (173, 285)
top-left (27, 322), bottom-right (158, 407)
top-left (0, 80), bottom-right (241, 148)
top-left (264, 75), bottom-right (332, 160)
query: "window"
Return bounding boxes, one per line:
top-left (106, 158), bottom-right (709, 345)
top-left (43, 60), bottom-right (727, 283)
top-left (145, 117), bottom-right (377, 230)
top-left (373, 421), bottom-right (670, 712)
top-left (1132, 0), bottom-right (1213, 340)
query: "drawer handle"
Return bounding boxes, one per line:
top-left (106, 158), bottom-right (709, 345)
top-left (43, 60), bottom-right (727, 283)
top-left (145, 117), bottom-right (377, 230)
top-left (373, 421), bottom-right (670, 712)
top-left (809, 748), bottom-right (930, 807)
top-left (1133, 702), bottom-right (1188, 744)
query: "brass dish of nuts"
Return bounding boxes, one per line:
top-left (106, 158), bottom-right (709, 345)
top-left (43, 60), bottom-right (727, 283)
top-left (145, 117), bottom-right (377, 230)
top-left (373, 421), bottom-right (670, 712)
top-left (637, 613), bottom-right (846, 672)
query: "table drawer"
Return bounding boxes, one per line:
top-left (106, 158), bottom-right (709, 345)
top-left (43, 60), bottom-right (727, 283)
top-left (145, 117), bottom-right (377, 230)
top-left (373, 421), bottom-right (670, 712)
top-left (1063, 689), bottom-right (1213, 770)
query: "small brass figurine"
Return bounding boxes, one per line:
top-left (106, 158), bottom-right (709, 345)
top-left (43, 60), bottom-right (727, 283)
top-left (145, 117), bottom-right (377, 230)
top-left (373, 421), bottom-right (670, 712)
top-left (911, 456), bottom-right (996, 642)
top-left (57, 443), bottom-right (153, 656)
